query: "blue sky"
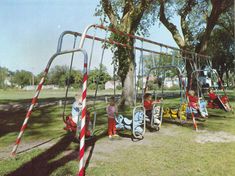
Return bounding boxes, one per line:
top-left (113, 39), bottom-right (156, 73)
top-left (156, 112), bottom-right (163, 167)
top-left (0, 0), bottom-right (179, 74)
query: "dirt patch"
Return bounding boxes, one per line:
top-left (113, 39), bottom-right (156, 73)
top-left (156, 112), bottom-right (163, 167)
top-left (87, 126), bottom-right (179, 161)
top-left (195, 130), bottom-right (235, 144)
top-left (157, 125), bottom-right (180, 137)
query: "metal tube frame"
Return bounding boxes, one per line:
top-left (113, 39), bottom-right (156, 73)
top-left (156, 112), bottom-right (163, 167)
top-left (57, 24), bottom-right (210, 67)
top-left (11, 48), bottom-right (88, 155)
top-left (55, 24), bottom-right (211, 137)
top-left (144, 65), bottom-right (190, 127)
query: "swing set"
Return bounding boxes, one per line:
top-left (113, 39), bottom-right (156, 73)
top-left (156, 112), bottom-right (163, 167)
top-left (11, 23), bottom-right (223, 176)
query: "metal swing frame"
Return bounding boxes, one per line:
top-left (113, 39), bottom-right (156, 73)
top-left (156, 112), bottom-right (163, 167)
top-left (56, 24), bottom-right (211, 174)
top-left (12, 48), bottom-right (88, 155)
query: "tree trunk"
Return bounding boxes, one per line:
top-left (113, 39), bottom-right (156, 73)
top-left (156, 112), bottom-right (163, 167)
top-left (225, 67), bottom-right (229, 87)
top-left (119, 59), bottom-right (135, 109)
top-left (101, 0), bottom-right (153, 108)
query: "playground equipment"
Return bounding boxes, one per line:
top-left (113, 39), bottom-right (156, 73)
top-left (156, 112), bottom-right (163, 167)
top-left (11, 48), bottom-right (89, 156)
top-left (144, 65), bottom-right (191, 128)
top-left (57, 25), bottom-right (214, 175)
top-left (63, 29), bottom-right (109, 137)
top-left (189, 66), bottom-right (232, 113)
top-left (200, 66), bottom-right (232, 112)
top-left (187, 70), bottom-right (209, 119)
top-left (12, 23), bottom-right (212, 176)
top-left (115, 106), bottom-right (146, 139)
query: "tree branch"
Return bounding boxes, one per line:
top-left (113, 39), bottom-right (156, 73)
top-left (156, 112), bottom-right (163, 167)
top-left (159, 0), bottom-right (185, 48)
top-left (196, 0), bottom-right (234, 53)
top-left (122, 0), bottom-right (134, 18)
top-left (101, 0), bottom-right (118, 26)
top-left (121, 0), bottom-right (155, 33)
top-left (179, 0), bottom-right (196, 45)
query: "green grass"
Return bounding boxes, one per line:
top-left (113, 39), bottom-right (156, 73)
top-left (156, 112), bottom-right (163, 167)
top-left (86, 128), bottom-right (235, 176)
top-left (0, 89), bottom-right (121, 104)
top-left (0, 89), bottom-right (235, 176)
top-left (0, 105), bottom-right (65, 149)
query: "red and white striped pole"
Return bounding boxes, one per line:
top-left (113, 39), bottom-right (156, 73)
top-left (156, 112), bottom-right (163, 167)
top-left (78, 59), bottom-right (88, 176)
top-left (11, 69), bottom-right (48, 156)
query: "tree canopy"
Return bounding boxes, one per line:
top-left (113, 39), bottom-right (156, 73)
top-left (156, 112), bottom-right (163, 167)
top-left (157, 0), bottom-right (234, 87)
top-left (97, 0), bottom-right (157, 107)
top-left (12, 70), bottom-right (33, 88)
top-left (96, 0), bottom-right (234, 105)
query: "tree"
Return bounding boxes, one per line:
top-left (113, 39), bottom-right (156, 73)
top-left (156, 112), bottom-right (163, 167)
top-left (143, 53), bottom-right (178, 76)
top-left (97, 0), bottom-right (156, 108)
top-left (208, 29), bottom-right (234, 80)
top-left (70, 70), bottom-right (83, 88)
top-left (35, 67), bottom-right (83, 88)
top-left (47, 65), bottom-right (69, 86)
top-left (207, 6), bottom-right (235, 85)
top-left (12, 70), bottom-right (33, 88)
top-left (88, 64), bottom-right (111, 90)
top-left (0, 67), bottom-right (9, 89)
top-left (158, 0), bottom-right (233, 86)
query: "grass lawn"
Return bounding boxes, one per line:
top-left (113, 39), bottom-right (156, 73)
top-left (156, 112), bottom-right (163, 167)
top-left (0, 89), bottom-right (234, 175)
top-left (0, 89), bottom-right (121, 104)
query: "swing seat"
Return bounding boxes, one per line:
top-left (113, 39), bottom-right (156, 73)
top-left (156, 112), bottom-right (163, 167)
top-left (134, 126), bottom-right (144, 135)
top-left (64, 114), bottom-right (77, 132)
top-left (186, 107), bottom-right (200, 119)
top-left (116, 108), bottom-right (145, 138)
top-left (123, 118), bottom-right (132, 126)
top-left (178, 103), bottom-right (187, 121)
top-left (163, 107), bottom-right (171, 118)
top-left (115, 115), bottom-right (132, 130)
top-left (199, 99), bottom-right (208, 117)
top-left (207, 96), bottom-right (229, 111)
top-left (115, 115), bottom-right (125, 129)
top-left (133, 111), bottom-right (145, 137)
top-left (151, 104), bottom-right (162, 129)
top-left (153, 106), bottom-right (160, 119)
top-left (64, 114), bottom-right (91, 137)
top-left (170, 109), bottom-right (178, 119)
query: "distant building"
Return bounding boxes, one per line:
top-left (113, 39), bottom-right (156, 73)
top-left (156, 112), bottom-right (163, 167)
top-left (23, 85), bottom-right (37, 90)
top-left (105, 81), bottom-right (121, 90)
top-left (142, 76), bottom-right (156, 85)
top-left (163, 76), bottom-right (179, 88)
top-left (4, 77), bottom-right (12, 86)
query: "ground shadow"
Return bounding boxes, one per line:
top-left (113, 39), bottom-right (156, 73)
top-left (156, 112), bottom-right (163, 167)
top-left (163, 118), bottom-right (206, 129)
top-left (6, 132), bottom-right (97, 176)
top-left (7, 133), bottom-right (74, 176)
top-left (0, 104), bottom-right (61, 138)
top-left (6, 128), bottom-right (116, 176)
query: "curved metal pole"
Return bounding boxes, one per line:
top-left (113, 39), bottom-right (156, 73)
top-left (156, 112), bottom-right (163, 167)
top-left (190, 69), bottom-right (230, 99)
top-left (11, 48), bottom-right (88, 156)
top-left (78, 24), bottom-right (97, 48)
top-left (113, 58), bottom-right (116, 99)
top-left (140, 40), bottom-right (144, 104)
top-left (88, 27), bottom-right (97, 73)
top-left (133, 45), bottom-right (137, 106)
top-left (91, 30), bottom-right (108, 134)
top-left (62, 36), bottom-right (78, 122)
top-left (132, 106), bottom-right (146, 139)
top-left (145, 65), bottom-right (182, 93)
top-left (57, 31), bottom-right (81, 52)
top-left (137, 51), bottom-right (142, 100)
